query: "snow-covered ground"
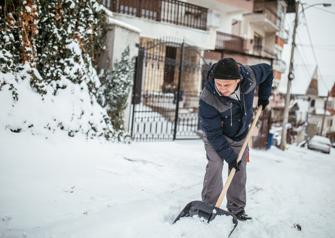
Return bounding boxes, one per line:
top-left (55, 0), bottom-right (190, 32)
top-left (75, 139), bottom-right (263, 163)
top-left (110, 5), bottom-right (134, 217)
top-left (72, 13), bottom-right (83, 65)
top-left (1, 130), bottom-right (334, 238)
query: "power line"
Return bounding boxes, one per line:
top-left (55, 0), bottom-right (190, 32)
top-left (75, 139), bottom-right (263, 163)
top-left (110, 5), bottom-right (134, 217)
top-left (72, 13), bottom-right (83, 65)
top-left (296, 35), bottom-right (310, 60)
top-left (300, 4), bottom-right (330, 91)
top-left (295, 47), bottom-right (314, 81)
top-left (283, 7), bottom-right (333, 93)
top-left (313, 6), bottom-right (335, 15)
top-left (300, 6), bottom-right (318, 65)
top-left (296, 44), bottom-right (335, 50)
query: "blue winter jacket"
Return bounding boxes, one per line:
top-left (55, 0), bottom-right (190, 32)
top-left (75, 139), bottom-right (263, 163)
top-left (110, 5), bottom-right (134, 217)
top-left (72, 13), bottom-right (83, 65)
top-left (199, 63), bottom-right (273, 164)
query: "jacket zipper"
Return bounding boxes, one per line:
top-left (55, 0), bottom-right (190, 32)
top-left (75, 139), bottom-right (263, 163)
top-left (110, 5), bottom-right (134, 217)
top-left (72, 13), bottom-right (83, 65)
top-left (242, 93), bottom-right (247, 116)
top-left (230, 102), bottom-right (232, 126)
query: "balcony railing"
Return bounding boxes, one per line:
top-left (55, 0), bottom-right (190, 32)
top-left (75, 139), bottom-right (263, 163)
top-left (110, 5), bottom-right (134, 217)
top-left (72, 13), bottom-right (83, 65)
top-left (260, 7), bottom-right (281, 28)
top-left (274, 59), bottom-right (286, 73)
top-left (253, 45), bottom-right (277, 59)
top-left (248, 6), bottom-right (281, 30)
top-left (102, 0), bottom-right (208, 31)
top-left (216, 32), bottom-right (244, 52)
top-left (279, 29), bottom-right (289, 43)
top-left (263, 47), bottom-right (277, 58)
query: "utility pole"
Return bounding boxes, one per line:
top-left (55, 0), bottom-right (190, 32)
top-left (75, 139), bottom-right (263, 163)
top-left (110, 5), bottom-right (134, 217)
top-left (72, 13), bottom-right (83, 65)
top-left (280, 1), bottom-right (299, 151)
top-left (320, 91), bottom-right (330, 136)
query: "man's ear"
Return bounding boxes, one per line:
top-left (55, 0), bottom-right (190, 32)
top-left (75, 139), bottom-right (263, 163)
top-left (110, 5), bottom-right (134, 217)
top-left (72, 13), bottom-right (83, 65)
top-left (237, 79), bottom-right (241, 84)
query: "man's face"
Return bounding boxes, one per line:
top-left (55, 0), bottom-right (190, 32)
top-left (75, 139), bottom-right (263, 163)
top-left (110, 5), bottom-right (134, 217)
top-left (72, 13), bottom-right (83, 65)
top-left (215, 79), bottom-right (240, 97)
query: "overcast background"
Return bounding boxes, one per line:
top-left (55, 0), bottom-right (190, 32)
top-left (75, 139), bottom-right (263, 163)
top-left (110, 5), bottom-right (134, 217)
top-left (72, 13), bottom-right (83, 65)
top-left (280, 0), bottom-right (335, 97)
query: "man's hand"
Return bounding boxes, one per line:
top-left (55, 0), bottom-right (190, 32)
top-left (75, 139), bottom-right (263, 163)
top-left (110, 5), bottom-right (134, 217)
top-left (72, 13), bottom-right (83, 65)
top-left (258, 99), bottom-right (269, 111)
top-left (229, 158), bottom-right (241, 172)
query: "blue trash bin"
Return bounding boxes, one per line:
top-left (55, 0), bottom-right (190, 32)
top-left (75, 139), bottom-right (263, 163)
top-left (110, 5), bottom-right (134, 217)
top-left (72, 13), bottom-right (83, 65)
top-left (268, 133), bottom-right (274, 149)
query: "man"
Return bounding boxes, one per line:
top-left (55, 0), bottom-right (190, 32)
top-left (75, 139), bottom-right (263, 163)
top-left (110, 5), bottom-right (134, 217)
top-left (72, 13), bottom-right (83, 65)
top-left (199, 57), bottom-right (273, 221)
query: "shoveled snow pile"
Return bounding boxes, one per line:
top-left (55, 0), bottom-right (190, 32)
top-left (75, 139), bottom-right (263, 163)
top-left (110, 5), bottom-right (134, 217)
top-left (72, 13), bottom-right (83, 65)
top-left (0, 130), bottom-right (334, 238)
top-left (173, 215), bottom-right (235, 237)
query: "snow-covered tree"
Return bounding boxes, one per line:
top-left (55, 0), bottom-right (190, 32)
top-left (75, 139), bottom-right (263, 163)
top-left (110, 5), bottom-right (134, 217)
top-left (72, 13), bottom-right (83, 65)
top-left (0, 3), bottom-right (23, 100)
top-left (98, 46), bottom-right (134, 137)
top-left (0, 8), bottom-right (18, 74)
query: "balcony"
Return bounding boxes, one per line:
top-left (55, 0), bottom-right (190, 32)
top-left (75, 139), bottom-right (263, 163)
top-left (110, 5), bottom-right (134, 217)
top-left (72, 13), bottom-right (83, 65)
top-left (276, 30), bottom-right (289, 47)
top-left (273, 59), bottom-right (287, 73)
top-left (102, 0), bottom-right (208, 31)
top-left (253, 45), bottom-right (276, 59)
top-left (215, 32), bottom-right (245, 52)
top-left (215, 32), bottom-right (281, 60)
top-left (244, 7), bottom-right (281, 33)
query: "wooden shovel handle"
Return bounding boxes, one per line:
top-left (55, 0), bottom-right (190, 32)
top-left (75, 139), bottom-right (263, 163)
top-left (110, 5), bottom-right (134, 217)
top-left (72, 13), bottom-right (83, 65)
top-left (215, 105), bottom-right (263, 208)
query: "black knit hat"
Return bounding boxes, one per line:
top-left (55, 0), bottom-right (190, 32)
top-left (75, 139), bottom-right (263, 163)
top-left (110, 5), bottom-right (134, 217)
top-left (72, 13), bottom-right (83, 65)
top-left (212, 57), bottom-right (241, 80)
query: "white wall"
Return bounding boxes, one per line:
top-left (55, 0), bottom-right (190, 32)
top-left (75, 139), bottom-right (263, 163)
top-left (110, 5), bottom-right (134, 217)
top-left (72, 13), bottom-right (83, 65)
top-left (296, 99), bottom-right (310, 123)
top-left (314, 98), bottom-right (325, 109)
top-left (113, 13), bottom-right (217, 50)
top-left (113, 25), bottom-right (139, 132)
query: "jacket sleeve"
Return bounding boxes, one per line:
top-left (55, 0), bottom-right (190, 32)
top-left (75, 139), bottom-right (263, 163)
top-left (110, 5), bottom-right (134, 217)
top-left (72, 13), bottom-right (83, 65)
top-left (199, 99), bottom-right (238, 164)
top-left (250, 63), bottom-right (273, 100)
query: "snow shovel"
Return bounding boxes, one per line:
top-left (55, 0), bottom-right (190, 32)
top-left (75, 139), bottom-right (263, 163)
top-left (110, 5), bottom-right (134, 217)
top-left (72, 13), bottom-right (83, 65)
top-left (173, 106), bottom-right (263, 236)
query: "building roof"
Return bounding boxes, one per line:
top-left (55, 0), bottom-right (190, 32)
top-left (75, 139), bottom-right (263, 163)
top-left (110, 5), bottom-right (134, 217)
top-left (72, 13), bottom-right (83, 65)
top-left (330, 83), bottom-right (335, 98)
top-left (315, 108), bottom-right (331, 116)
top-left (327, 108), bottom-right (335, 116)
top-left (279, 64), bottom-right (318, 96)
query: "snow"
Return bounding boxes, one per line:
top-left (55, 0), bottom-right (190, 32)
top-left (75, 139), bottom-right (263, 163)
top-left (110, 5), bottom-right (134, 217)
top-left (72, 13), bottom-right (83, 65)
top-left (315, 108), bottom-right (331, 116)
top-left (1, 128), bottom-right (335, 238)
top-left (0, 74), bottom-right (109, 138)
top-left (310, 135), bottom-right (331, 144)
top-left (25, 5), bottom-right (31, 12)
top-left (1, 2), bottom-right (334, 235)
top-left (98, 5), bottom-right (114, 19)
top-left (107, 18), bottom-right (141, 33)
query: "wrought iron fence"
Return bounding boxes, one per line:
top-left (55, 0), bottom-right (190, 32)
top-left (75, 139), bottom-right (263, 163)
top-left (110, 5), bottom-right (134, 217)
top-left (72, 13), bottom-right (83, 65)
top-left (131, 38), bottom-right (210, 141)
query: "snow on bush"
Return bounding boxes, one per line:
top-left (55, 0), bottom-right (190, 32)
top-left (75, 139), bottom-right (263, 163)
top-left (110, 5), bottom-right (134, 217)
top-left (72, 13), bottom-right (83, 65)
top-left (0, 1), bottom-right (131, 142)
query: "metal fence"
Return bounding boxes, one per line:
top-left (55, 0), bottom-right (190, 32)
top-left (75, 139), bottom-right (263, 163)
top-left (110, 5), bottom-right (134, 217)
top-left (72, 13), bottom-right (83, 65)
top-left (131, 38), bottom-right (211, 141)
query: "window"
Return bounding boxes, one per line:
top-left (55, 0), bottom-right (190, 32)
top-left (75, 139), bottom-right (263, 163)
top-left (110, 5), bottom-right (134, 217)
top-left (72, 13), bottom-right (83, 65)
top-left (326, 100), bottom-right (332, 108)
top-left (278, 2), bottom-right (285, 29)
top-left (311, 99), bottom-right (315, 107)
top-left (328, 119), bottom-right (333, 127)
top-left (253, 33), bottom-right (263, 53)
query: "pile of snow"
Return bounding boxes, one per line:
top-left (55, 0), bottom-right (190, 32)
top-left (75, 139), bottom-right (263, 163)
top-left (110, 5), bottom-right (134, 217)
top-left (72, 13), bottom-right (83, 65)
top-left (1, 130), bottom-right (334, 238)
top-left (0, 60), bottom-right (119, 141)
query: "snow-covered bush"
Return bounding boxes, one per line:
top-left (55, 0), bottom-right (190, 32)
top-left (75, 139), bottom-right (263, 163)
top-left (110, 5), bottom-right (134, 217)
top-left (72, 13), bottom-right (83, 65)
top-left (97, 46), bottom-right (134, 140)
top-left (0, 0), bottom-right (131, 143)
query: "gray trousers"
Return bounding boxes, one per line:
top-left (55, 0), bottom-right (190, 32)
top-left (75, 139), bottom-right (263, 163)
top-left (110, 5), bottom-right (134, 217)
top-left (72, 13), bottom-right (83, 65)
top-left (201, 133), bottom-right (248, 214)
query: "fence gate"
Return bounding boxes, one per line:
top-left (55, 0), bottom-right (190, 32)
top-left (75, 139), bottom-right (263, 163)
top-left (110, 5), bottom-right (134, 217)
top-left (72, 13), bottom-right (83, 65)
top-left (131, 38), bottom-right (210, 141)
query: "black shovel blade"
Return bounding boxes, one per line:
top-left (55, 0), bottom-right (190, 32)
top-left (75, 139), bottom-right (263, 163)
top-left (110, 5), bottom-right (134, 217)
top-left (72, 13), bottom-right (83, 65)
top-left (173, 201), bottom-right (238, 236)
